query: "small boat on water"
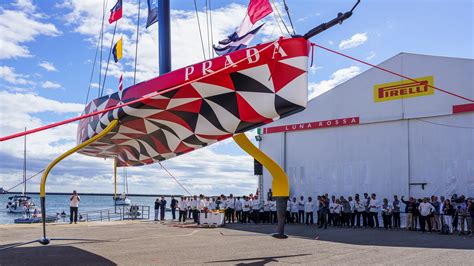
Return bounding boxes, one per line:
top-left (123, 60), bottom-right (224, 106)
top-left (14, 214), bottom-right (57, 224)
top-left (6, 128), bottom-right (36, 214)
top-left (114, 193), bottom-right (131, 206)
top-left (6, 195), bottom-right (35, 214)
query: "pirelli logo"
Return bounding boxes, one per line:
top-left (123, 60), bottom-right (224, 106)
top-left (374, 76), bottom-right (434, 102)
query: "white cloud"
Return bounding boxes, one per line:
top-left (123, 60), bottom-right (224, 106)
top-left (0, 1), bottom-right (61, 59)
top-left (41, 80), bottom-right (62, 89)
top-left (339, 32), bottom-right (368, 50)
top-left (0, 66), bottom-right (34, 85)
top-left (38, 61), bottom-right (57, 72)
top-left (60, 1), bottom-right (278, 84)
top-left (366, 51), bottom-right (376, 60)
top-left (309, 66), bottom-right (323, 75)
top-left (308, 66), bottom-right (361, 99)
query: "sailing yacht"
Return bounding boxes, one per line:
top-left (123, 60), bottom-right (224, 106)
top-left (114, 167), bottom-right (131, 206)
top-left (6, 128), bottom-right (36, 213)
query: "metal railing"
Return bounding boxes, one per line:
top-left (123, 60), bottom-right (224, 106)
top-left (74, 205), bottom-right (150, 222)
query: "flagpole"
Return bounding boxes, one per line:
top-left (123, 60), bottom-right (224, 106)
top-left (158, 0), bottom-right (171, 75)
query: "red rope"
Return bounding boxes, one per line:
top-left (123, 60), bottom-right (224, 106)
top-left (0, 40), bottom-right (279, 142)
top-left (313, 43), bottom-right (474, 103)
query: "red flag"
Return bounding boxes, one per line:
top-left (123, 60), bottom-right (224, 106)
top-left (119, 74), bottom-right (123, 91)
top-left (247, 0), bottom-right (273, 24)
top-left (109, 0), bottom-right (122, 24)
top-left (237, 0), bottom-right (273, 36)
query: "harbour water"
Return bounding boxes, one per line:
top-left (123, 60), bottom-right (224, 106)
top-left (0, 194), bottom-right (173, 224)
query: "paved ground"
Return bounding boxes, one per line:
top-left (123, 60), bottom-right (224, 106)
top-left (0, 221), bottom-right (472, 265)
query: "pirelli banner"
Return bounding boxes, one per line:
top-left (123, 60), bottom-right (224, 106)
top-left (374, 76), bottom-right (434, 102)
top-left (258, 117), bottom-right (360, 134)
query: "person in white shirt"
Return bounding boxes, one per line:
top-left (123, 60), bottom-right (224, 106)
top-left (354, 194), bottom-right (365, 227)
top-left (290, 197), bottom-right (299, 224)
top-left (329, 196), bottom-right (337, 226)
top-left (305, 197), bottom-right (314, 225)
top-left (348, 196), bottom-right (355, 227)
top-left (235, 197), bottom-right (243, 222)
top-left (226, 194), bottom-right (236, 223)
top-left (70, 190), bottom-right (80, 224)
top-left (362, 193), bottom-right (370, 228)
top-left (381, 198), bottom-right (393, 229)
top-left (251, 197), bottom-right (261, 224)
top-left (178, 197), bottom-right (188, 223)
top-left (263, 200), bottom-right (271, 223)
top-left (269, 199), bottom-right (277, 224)
top-left (286, 199), bottom-right (292, 223)
top-left (369, 193), bottom-right (379, 228)
top-left (242, 196), bottom-right (251, 224)
top-left (298, 196), bottom-right (305, 224)
top-left (333, 199), bottom-right (342, 226)
top-left (187, 197), bottom-right (193, 219)
top-left (208, 198), bottom-right (217, 211)
top-left (190, 195), bottom-right (199, 223)
top-left (418, 197), bottom-right (435, 233)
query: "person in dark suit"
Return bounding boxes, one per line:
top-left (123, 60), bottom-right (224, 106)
top-left (160, 196), bottom-right (167, 220)
top-left (170, 196), bottom-right (178, 220)
top-left (154, 198), bottom-right (160, 221)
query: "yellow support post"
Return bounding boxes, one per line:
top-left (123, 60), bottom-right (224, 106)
top-left (232, 133), bottom-right (289, 197)
top-left (232, 133), bottom-right (289, 238)
top-left (39, 120), bottom-right (119, 244)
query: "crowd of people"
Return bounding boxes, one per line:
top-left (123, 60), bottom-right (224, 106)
top-left (154, 191), bottom-right (474, 236)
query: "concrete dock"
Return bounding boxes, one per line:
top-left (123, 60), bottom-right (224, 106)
top-left (0, 221), bottom-right (472, 265)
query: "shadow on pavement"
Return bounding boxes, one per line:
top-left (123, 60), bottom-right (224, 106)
top-left (0, 245), bottom-right (116, 265)
top-left (223, 223), bottom-right (474, 250)
top-left (206, 253), bottom-right (311, 265)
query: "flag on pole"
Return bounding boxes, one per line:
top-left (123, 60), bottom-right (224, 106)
top-left (213, 24), bottom-right (264, 55)
top-left (146, 0), bottom-right (159, 28)
top-left (113, 37), bottom-right (123, 63)
top-left (237, 0), bottom-right (272, 37)
top-left (119, 74), bottom-right (123, 91)
top-left (109, 0), bottom-right (123, 24)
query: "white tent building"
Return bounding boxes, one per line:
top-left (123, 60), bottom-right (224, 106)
top-left (258, 53), bottom-right (473, 200)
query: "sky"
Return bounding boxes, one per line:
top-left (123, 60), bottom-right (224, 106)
top-left (0, 0), bottom-right (473, 196)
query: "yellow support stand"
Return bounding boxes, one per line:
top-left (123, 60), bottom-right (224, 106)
top-left (232, 133), bottom-right (289, 197)
top-left (232, 133), bottom-right (289, 238)
top-left (39, 120), bottom-right (119, 244)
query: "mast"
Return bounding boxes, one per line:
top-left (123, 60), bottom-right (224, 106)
top-left (114, 157), bottom-right (117, 200)
top-left (158, 0), bottom-right (171, 75)
top-left (23, 127), bottom-right (26, 195)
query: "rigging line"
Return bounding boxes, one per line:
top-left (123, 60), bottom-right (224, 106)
top-left (414, 118), bottom-right (474, 129)
top-left (159, 162), bottom-right (193, 196)
top-left (208, 0), bottom-right (214, 58)
top-left (205, 0), bottom-right (210, 58)
top-left (193, 0), bottom-right (207, 60)
top-left (98, 0), bottom-right (108, 98)
top-left (270, 0), bottom-right (291, 36)
top-left (133, 0), bottom-right (141, 85)
top-left (0, 40), bottom-right (279, 142)
top-left (100, 20), bottom-right (119, 97)
top-left (282, 0), bottom-right (296, 35)
top-left (85, 30), bottom-right (101, 105)
top-left (5, 169), bottom-right (45, 192)
top-left (125, 168), bottom-right (129, 194)
top-left (313, 43), bottom-right (474, 103)
top-left (23, 127), bottom-right (26, 194)
top-left (271, 8), bottom-right (285, 35)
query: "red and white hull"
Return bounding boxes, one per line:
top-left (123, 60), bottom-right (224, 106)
top-left (77, 37), bottom-right (310, 166)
